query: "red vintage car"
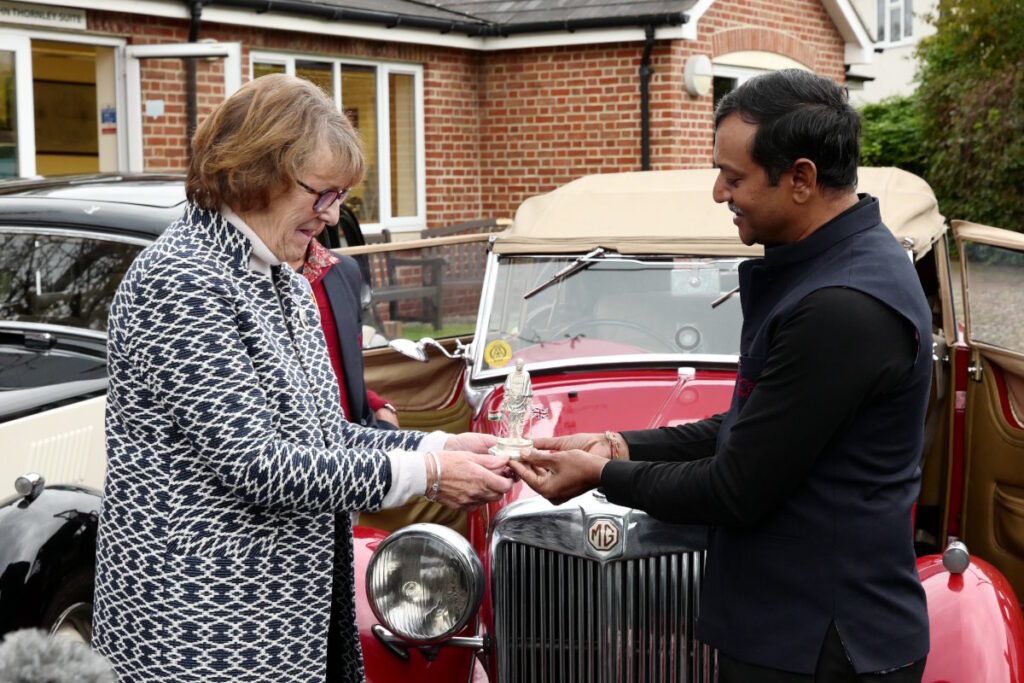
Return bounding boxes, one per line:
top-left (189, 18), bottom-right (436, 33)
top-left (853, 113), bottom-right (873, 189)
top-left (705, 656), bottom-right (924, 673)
top-left (1, 169), bottom-right (1021, 682)
top-left (349, 168), bottom-right (1024, 682)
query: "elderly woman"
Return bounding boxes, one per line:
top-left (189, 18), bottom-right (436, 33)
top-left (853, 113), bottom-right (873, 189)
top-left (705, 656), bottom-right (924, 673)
top-left (91, 74), bottom-right (511, 682)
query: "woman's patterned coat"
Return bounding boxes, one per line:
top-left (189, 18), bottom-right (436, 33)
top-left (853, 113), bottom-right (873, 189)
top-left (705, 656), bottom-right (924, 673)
top-left (92, 204), bottom-right (423, 682)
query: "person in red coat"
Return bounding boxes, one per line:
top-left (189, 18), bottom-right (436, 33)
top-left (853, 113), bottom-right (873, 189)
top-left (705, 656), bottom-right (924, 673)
top-left (290, 233), bottom-right (398, 430)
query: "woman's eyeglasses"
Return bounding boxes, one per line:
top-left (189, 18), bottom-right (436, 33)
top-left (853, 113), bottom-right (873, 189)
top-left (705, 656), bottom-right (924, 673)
top-left (296, 179), bottom-right (350, 213)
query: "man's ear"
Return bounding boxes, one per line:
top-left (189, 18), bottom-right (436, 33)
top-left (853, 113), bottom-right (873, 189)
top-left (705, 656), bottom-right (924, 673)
top-left (789, 158), bottom-right (817, 205)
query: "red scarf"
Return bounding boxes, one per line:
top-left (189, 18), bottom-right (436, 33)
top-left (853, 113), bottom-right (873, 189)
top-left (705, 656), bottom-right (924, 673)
top-left (301, 239), bottom-right (340, 285)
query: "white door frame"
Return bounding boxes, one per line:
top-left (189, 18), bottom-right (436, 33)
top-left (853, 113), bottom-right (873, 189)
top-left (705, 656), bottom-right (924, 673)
top-left (124, 41), bottom-right (242, 172)
top-left (0, 31), bottom-right (35, 177)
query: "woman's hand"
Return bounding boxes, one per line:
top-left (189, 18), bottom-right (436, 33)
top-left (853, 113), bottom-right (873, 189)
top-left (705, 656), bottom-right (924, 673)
top-left (508, 450), bottom-right (606, 506)
top-left (430, 451), bottom-right (513, 511)
top-left (443, 432), bottom-right (498, 453)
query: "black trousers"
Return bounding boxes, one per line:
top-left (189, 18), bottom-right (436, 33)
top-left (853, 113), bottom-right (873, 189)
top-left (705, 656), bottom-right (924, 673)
top-left (717, 624), bottom-right (926, 683)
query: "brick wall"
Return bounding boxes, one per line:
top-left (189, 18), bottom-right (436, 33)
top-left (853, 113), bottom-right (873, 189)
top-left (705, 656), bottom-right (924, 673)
top-left (87, 0), bottom-right (846, 228)
top-left (477, 0), bottom-right (848, 221)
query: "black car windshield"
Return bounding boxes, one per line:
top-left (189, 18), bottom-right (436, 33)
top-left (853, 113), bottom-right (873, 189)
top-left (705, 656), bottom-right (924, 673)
top-left (478, 254), bottom-right (744, 373)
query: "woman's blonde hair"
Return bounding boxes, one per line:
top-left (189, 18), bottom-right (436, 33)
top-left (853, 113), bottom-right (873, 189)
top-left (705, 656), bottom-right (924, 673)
top-left (186, 73), bottom-right (365, 212)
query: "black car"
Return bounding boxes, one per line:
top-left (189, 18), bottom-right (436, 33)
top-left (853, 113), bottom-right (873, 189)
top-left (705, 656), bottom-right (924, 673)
top-left (0, 174), bottom-right (185, 641)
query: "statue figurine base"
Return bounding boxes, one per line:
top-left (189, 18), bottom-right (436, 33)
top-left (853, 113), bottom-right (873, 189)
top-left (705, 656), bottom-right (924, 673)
top-left (489, 437), bottom-right (533, 460)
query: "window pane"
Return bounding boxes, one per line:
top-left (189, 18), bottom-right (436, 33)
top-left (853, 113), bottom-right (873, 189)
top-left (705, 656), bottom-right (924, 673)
top-left (33, 40), bottom-right (101, 176)
top-left (296, 60), bottom-right (333, 98)
top-left (877, 0), bottom-right (886, 41)
top-left (389, 73), bottom-right (417, 218)
top-left (713, 76), bottom-right (738, 112)
top-left (904, 0), bottom-right (913, 38)
top-left (0, 51), bottom-right (18, 178)
top-left (342, 65), bottom-right (378, 224)
top-left (253, 62), bottom-right (285, 79)
top-left (0, 232), bottom-right (144, 331)
top-left (891, 5), bottom-right (902, 41)
top-left (962, 242), bottom-right (1024, 353)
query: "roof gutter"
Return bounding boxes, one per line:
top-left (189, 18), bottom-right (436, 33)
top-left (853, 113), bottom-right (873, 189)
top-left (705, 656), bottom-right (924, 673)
top-left (185, 0), bottom-right (203, 161)
top-left (206, 1), bottom-right (687, 37)
top-left (640, 25), bottom-right (655, 171)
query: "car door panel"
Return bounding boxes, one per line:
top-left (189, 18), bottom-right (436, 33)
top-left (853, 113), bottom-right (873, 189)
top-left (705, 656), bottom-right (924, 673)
top-left (955, 220), bottom-right (1024, 600)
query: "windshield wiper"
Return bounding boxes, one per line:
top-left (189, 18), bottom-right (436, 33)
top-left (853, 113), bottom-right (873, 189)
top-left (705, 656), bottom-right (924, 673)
top-left (524, 247), bottom-right (607, 300)
top-left (710, 285), bottom-right (740, 308)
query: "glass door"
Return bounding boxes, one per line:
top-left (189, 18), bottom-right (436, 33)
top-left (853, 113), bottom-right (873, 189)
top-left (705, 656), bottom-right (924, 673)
top-left (0, 32), bottom-right (35, 178)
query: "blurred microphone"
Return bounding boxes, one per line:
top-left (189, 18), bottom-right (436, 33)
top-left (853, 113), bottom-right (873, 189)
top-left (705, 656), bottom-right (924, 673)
top-left (0, 629), bottom-right (115, 683)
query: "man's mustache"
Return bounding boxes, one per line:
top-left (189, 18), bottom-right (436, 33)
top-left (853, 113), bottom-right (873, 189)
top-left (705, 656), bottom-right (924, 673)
top-left (728, 203), bottom-right (744, 216)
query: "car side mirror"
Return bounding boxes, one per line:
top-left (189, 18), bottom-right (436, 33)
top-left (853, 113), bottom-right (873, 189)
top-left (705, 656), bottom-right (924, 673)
top-left (388, 338), bottom-right (429, 362)
top-left (388, 336), bottom-right (468, 363)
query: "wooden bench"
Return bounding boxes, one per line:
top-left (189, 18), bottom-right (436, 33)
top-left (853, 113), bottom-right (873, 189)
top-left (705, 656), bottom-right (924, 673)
top-left (375, 230), bottom-right (446, 330)
top-left (418, 218), bottom-right (508, 325)
top-left (338, 220), bottom-right (507, 332)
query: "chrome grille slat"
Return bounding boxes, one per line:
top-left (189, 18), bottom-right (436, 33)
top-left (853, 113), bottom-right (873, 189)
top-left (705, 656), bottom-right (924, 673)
top-left (494, 542), bottom-right (712, 682)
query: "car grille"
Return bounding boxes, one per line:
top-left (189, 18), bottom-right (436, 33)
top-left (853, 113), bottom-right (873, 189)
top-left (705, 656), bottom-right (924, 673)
top-left (491, 502), bottom-right (715, 683)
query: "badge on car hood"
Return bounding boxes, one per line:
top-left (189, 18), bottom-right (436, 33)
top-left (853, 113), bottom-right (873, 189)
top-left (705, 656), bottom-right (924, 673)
top-left (587, 517), bottom-right (620, 553)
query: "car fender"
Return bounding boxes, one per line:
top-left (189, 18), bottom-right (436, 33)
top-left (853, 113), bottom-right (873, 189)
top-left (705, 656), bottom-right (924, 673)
top-left (0, 485), bottom-right (100, 634)
top-left (919, 553), bottom-right (1024, 682)
top-left (353, 525), bottom-right (477, 682)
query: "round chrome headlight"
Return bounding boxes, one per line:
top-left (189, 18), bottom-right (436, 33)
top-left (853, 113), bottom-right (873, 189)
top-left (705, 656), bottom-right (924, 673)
top-left (366, 523), bottom-right (484, 644)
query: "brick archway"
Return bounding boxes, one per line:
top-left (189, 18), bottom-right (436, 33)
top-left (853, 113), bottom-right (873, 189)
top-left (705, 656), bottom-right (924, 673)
top-left (711, 28), bottom-right (816, 69)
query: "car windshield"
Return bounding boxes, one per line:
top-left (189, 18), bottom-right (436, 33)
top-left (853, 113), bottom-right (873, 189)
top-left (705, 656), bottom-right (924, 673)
top-left (476, 254), bottom-right (745, 376)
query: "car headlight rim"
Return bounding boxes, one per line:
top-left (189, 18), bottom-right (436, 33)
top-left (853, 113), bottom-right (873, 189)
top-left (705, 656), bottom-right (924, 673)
top-left (366, 523), bottom-right (484, 645)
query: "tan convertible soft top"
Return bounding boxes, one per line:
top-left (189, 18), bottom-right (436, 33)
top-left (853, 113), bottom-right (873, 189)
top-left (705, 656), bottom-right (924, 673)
top-left (494, 167), bottom-right (946, 261)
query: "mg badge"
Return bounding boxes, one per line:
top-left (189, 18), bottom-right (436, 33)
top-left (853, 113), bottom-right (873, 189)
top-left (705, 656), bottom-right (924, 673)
top-left (587, 518), bottom-right (620, 553)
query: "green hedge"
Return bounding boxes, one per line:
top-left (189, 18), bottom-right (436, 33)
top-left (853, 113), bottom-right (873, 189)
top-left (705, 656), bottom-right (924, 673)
top-left (859, 96), bottom-right (927, 179)
top-left (914, 0), bottom-right (1024, 232)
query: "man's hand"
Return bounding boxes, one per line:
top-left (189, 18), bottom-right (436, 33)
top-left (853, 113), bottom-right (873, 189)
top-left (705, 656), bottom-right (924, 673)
top-left (444, 432), bottom-right (498, 453)
top-left (530, 432), bottom-right (619, 460)
top-left (434, 452), bottom-right (513, 511)
top-left (374, 406), bottom-right (399, 427)
top-left (508, 449), bottom-right (606, 506)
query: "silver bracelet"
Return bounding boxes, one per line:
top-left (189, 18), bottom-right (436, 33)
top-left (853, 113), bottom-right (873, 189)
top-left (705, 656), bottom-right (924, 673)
top-left (604, 430), bottom-right (620, 460)
top-left (426, 451), bottom-right (442, 501)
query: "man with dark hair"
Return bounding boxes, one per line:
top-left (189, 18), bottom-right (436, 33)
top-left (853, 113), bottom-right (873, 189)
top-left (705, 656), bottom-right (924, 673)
top-left (513, 68), bottom-right (931, 682)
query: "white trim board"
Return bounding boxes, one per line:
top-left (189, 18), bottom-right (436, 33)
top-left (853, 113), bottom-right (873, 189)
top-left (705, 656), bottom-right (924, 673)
top-left (9, 0), bottom-right (873, 63)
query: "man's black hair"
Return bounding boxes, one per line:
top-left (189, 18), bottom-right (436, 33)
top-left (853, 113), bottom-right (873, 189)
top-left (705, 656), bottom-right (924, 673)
top-left (713, 69), bottom-right (860, 191)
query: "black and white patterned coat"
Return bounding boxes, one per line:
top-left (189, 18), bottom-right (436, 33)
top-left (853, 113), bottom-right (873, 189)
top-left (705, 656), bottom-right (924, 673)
top-left (92, 204), bottom-right (423, 682)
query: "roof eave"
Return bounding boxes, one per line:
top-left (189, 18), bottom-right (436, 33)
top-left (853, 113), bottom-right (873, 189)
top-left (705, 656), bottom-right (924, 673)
top-left (206, 1), bottom-right (687, 37)
top-left (819, 0), bottom-right (875, 64)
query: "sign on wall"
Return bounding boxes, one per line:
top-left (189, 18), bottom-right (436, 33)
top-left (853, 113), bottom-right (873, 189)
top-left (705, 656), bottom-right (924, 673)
top-left (0, 1), bottom-right (86, 30)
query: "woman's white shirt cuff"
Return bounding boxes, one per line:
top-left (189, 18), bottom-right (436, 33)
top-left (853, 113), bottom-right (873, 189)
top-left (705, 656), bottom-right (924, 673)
top-left (379, 431), bottom-right (447, 509)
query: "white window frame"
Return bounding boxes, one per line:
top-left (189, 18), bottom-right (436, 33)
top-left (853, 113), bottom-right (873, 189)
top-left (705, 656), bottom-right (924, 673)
top-left (877, 0), bottom-right (914, 46)
top-left (250, 51), bottom-right (426, 235)
top-left (711, 64), bottom-right (772, 92)
top-left (0, 31), bottom-right (33, 177)
top-left (0, 29), bottom-right (129, 178)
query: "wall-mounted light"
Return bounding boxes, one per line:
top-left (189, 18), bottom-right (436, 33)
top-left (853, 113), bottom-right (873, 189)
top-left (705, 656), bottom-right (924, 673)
top-left (684, 54), bottom-right (713, 97)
